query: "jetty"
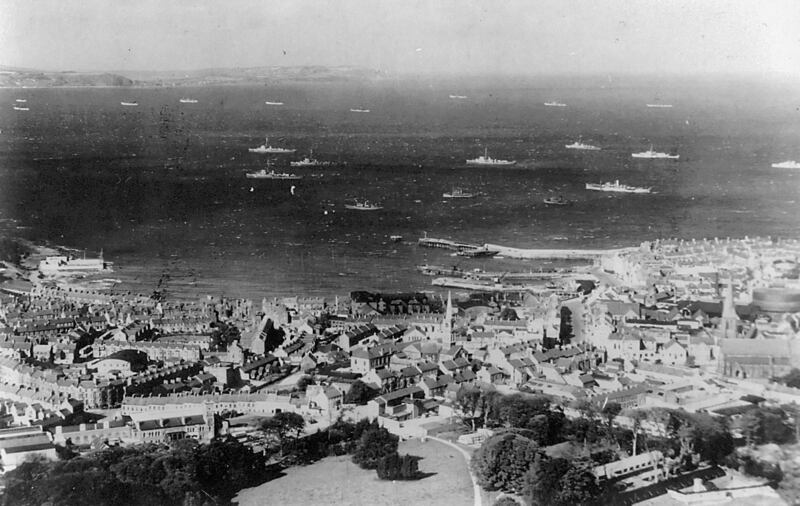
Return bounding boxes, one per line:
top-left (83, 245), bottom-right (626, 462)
top-left (418, 236), bottom-right (481, 251)
top-left (484, 244), bottom-right (637, 260)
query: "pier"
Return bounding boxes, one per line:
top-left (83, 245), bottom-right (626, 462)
top-left (417, 236), bottom-right (481, 251)
top-left (484, 244), bottom-right (638, 260)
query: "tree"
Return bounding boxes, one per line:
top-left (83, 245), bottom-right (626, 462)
top-left (523, 454), bottom-right (570, 506)
top-left (344, 380), bottom-right (378, 405)
top-left (457, 386), bottom-right (483, 432)
top-left (628, 409), bottom-right (648, 456)
top-left (778, 368), bottom-right (800, 389)
top-left (472, 433), bottom-right (539, 493)
top-left (376, 453), bottom-right (419, 480)
top-left (739, 410), bottom-right (762, 448)
top-left (479, 389), bottom-right (502, 428)
top-left (352, 426), bottom-right (399, 470)
top-left (524, 455), bottom-right (598, 506)
top-left (555, 459), bottom-right (600, 506)
top-left (601, 402), bottom-right (622, 444)
top-left (260, 411), bottom-right (305, 456)
top-left (295, 375), bottom-right (314, 392)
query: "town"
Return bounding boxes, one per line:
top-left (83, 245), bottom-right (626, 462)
top-left (1, 235), bottom-right (799, 505)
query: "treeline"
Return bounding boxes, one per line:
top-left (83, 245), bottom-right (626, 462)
top-left (279, 418), bottom-right (421, 481)
top-left (463, 390), bottom-right (748, 505)
top-left (472, 433), bottom-right (600, 506)
top-left (2, 438), bottom-right (265, 506)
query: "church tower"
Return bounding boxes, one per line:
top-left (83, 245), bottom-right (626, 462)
top-left (718, 277), bottom-right (739, 340)
top-left (443, 291), bottom-right (454, 345)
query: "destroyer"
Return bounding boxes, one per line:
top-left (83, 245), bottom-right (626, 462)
top-left (290, 150), bottom-right (331, 167)
top-left (344, 199), bottom-right (382, 210)
top-left (245, 169), bottom-right (302, 180)
top-left (565, 141), bottom-right (601, 151)
top-left (586, 180), bottom-right (651, 194)
top-left (632, 145), bottom-right (679, 159)
top-left (466, 148), bottom-right (516, 166)
top-left (443, 188), bottom-right (476, 198)
top-left (248, 137), bottom-right (296, 154)
top-left (771, 160), bottom-right (800, 169)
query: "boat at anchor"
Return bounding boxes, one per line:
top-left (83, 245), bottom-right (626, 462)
top-left (248, 137), bottom-right (296, 154)
top-left (466, 148), bottom-right (516, 166)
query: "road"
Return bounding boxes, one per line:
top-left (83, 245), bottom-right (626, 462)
top-left (428, 436), bottom-right (482, 506)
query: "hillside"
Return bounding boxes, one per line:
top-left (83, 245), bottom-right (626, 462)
top-left (0, 65), bottom-right (386, 88)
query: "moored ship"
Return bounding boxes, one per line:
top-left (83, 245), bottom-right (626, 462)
top-left (585, 180), bottom-right (651, 194)
top-left (12, 106), bottom-right (29, 111)
top-left (443, 187), bottom-right (476, 198)
top-left (248, 137), bottom-right (296, 154)
top-left (631, 145), bottom-right (679, 159)
top-left (466, 148), bottom-right (516, 166)
top-left (565, 141), bottom-right (601, 151)
top-left (290, 150), bottom-right (331, 167)
top-left (344, 199), bottom-right (382, 210)
top-left (771, 160), bottom-right (800, 169)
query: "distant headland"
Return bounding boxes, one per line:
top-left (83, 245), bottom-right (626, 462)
top-left (0, 65), bottom-right (386, 88)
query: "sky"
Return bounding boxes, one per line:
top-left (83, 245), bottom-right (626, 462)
top-left (1, 0), bottom-right (798, 76)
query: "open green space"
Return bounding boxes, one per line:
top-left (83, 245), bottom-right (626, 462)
top-left (234, 438), bottom-right (474, 506)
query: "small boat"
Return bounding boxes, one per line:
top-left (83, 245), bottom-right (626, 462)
top-left (15, 99), bottom-right (26, 103)
top-left (466, 148), bottom-right (516, 166)
top-left (544, 101), bottom-right (567, 107)
top-left (443, 188), bottom-right (476, 198)
top-left (771, 160), bottom-right (800, 169)
top-left (544, 196), bottom-right (572, 206)
top-left (344, 199), bottom-right (382, 211)
top-left (350, 108), bottom-right (370, 113)
top-left (120, 101), bottom-right (138, 106)
top-left (179, 98), bottom-right (198, 104)
top-left (12, 106), bottom-right (29, 111)
top-left (265, 101), bottom-right (284, 106)
top-left (248, 137), bottom-right (296, 154)
top-left (449, 95), bottom-right (468, 99)
top-left (565, 141), bottom-right (600, 151)
top-left (390, 235), bottom-right (403, 242)
top-left (631, 145), bottom-right (679, 159)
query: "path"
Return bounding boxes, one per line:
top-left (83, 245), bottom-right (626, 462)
top-left (428, 436), bottom-right (482, 506)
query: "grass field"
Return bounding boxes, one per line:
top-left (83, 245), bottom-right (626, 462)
top-left (234, 438), bottom-right (474, 506)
